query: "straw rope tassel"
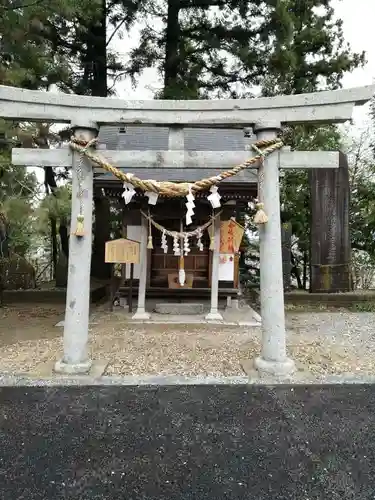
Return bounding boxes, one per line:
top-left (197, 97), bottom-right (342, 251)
top-left (147, 211), bottom-right (153, 249)
top-left (74, 215), bottom-right (85, 237)
top-left (252, 145), bottom-right (268, 225)
top-left (72, 137), bottom-right (97, 237)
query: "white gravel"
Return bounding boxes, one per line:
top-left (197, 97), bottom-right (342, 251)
top-left (286, 311), bottom-right (374, 347)
top-left (1, 307), bottom-right (375, 381)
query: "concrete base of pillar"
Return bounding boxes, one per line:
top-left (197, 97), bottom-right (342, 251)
top-left (254, 356), bottom-right (296, 377)
top-left (205, 311), bottom-right (223, 321)
top-left (132, 310), bottom-right (151, 320)
top-left (54, 358), bottom-right (92, 375)
top-left (225, 297), bottom-right (239, 310)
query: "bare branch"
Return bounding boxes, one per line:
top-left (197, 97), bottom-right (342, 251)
top-left (106, 18), bottom-right (128, 47)
top-left (180, 0), bottom-right (228, 8)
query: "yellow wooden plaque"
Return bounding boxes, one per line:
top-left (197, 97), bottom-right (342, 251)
top-left (105, 238), bottom-right (140, 264)
top-left (220, 220), bottom-right (245, 253)
top-left (233, 221), bottom-right (245, 252)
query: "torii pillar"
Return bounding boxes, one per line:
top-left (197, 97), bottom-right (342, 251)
top-left (55, 125), bottom-right (98, 374)
top-left (251, 141), bottom-right (341, 376)
top-left (253, 122), bottom-right (295, 376)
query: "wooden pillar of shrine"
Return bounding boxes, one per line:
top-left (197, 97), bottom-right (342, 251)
top-left (91, 192), bottom-right (111, 280)
top-left (206, 210), bottom-right (223, 320)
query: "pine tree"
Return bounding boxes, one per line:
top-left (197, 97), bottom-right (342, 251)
top-left (261, 0), bottom-right (365, 96)
top-left (127, 0), bottom-right (270, 98)
top-left (125, 0), bottom-right (365, 100)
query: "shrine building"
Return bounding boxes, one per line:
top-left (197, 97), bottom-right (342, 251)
top-left (93, 125), bottom-right (253, 315)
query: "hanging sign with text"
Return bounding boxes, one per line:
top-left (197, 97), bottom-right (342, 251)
top-left (219, 220), bottom-right (245, 253)
top-left (105, 238), bottom-right (140, 264)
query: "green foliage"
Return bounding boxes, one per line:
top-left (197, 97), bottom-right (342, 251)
top-left (262, 0), bottom-right (365, 96)
top-left (0, 0), bottom-right (83, 89)
top-left (346, 129), bottom-right (375, 257)
top-left (0, 144), bottom-right (39, 256)
top-left (349, 302), bottom-right (375, 313)
top-left (124, 0), bottom-right (365, 100)
top-left (351, 249), bottom-right (375, 290)
top-left (240, 236), bottom-right (260, 287)
top-left (36, 186), bottom-right (72, 231)
top-left (0, 0), bottom-right (142, 94)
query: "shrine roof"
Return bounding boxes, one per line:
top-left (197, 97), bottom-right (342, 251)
top-left (95, 126), bottom-right (257, 184)
top-left (97, 125), bottom-right (247, 151)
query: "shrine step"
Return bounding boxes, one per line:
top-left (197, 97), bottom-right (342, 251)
top-left (154, 302), bottom-right (204, 315)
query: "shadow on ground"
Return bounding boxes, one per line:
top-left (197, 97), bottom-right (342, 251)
top-left (0, 385), bottom-right (374, 499)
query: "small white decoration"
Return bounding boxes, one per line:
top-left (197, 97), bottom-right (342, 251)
top-left (173, 234), bottom-right (180, 256)
top-left (179, 268), bottom-right (186, 286)
top-left (145, 191), bottom-right (159, 205)
top-left (161, 230), bottom-right (168, 254)
top-left (183, 235), bottom-right (190, 256)
top-left (185, 184), bottom-right (195, 225)
top-left (207, 185), bottom-right (221, 209)
top-left (196, 228), bottom-right (204, 251)
top-left (122, 182), bottom-right (136, 204)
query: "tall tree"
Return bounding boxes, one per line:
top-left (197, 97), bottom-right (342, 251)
top-left (126, 0), bottom-right (365, 100)
top-left (127, 0), bottom-right (269, 99)
top-left (261, 0), bottom-right (365, 96)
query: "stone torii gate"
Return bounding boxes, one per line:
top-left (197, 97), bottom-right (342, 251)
top-left (2, 84), bottom-right (374, 377)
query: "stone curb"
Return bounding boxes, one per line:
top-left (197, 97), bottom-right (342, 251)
top-left (1, 373), bottom-right (375, 386)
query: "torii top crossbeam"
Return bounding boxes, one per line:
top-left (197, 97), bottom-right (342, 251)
top-left (0, 84), bottom-right (374, 127)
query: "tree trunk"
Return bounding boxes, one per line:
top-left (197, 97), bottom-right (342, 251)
top-left (89, 0), bottom-right (107, 97)
top-left (59, 221), bottom-right (69, 259)
top-left (163, 0), bottom-right (181, 98)
top-left (44, 165), bottom-right (69, 261)
top-left (303, 251), bottom-right (308, 290)
top-left (81, 0), bottom-right (107, 97)
top-left (291, 252), bottom-right (303, 289)
top-left (50, 217), bottom-right (58, 279)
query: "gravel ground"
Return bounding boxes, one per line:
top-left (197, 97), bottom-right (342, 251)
top-left (1, 305), bottom-right (375, 378)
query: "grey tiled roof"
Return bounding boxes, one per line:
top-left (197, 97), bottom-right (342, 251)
top-left (97, 126), bottom-right (247, 151)
top-left (96, 126), bottom-right (255, 184)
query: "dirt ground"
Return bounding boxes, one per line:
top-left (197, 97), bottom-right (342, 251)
top-left (1, 303), bottom-right (375, 378)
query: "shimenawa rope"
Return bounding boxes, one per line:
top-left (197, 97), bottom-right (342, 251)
top-left (69, 136), bottom-right (283, 232)
top-left (69, 137), bottom-right (283, 198)
top-left (140, 209), bottom-right (222, 239)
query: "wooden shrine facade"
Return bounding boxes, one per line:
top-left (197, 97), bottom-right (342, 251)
top-left (94, 176), bottom-right (255, 298)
